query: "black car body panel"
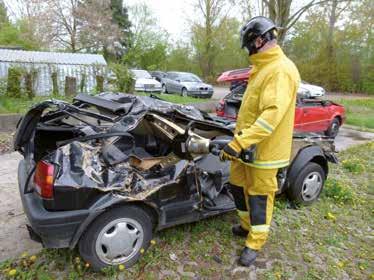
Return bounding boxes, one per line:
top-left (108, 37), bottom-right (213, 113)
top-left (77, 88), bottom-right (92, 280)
top-left (16, 92), bottom-right (336, 249)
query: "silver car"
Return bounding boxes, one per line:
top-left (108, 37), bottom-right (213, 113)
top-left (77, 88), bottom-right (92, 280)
top-left (162, 72), bottom-right (214, 98)
top-left (131, 69), bottom-right (162, 93)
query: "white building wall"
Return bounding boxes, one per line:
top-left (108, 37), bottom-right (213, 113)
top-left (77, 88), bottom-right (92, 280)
top-left (0, 62), bottom-right (107, 96)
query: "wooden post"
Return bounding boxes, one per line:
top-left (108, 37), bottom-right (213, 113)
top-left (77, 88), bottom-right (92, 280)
top-left (65, 76), bottom-right (77, 96)
top-left (51, 72), bottom-right (59, 96)
top-left (96, 75), bottom-right (104, 93)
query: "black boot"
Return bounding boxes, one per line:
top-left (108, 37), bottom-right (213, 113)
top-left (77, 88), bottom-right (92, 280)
top-left (232, 224), bottom-right (249, 237)
top-left (238, 247), bottom-right (257, 267)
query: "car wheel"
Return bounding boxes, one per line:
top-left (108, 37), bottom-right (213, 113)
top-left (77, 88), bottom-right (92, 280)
top-left (181, 88), bottom-right (188, 97)
top-left (78, 205), bottom-right (153, 271)
top-left (325, 117), bottom-right (340, 138)
top-left (286, 162), bottom-right (325, 205)
top-left (162, 84), bottom-right (167, 94)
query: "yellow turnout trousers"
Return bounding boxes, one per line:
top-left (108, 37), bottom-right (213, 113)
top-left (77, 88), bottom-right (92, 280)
top-left (229, 161), bottom-right (278, 250)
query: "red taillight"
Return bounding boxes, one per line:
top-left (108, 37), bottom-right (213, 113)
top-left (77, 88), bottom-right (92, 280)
top-left (34, 161), bottom-right (55, 199)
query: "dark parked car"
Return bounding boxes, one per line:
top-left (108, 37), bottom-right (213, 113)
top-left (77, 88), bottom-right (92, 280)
top-left (149, 71), bottom-right (167, 83)
top-left (161, 72), bottom-right (214, 98)
top-left (15, 93), bottom-right (337, 270)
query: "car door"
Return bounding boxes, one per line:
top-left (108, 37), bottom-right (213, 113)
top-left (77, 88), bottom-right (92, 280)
top-left (174, 74), bottom-right (183, 93)
top-left (296, 99), bottom-right (330, 132)
top-left (294, 98), bottom-right (306, 132)
top-left (164, 73), bottom-right (174, 92)
top-left (167, 73), bottom-right (178, 93)
top-left (170, 74), bottom-right (182, 93)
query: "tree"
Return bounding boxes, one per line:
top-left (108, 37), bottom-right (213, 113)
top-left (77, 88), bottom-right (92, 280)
top-left (209, 17), bottom-right (248, 75)
top-left (123, 3), bottom-right (169, 70)
top-left (0, 15), bottom-right (41, 50)
top-left (0, 0), bottom-right (9, 26)
top-left (166, 43), bottom-right (195, 73)
top-left (44, 0), bottom-right (82, 52)
top-left (239, 0), bottom-right (267, 21)
top-left (76, 0), bottom-right (123, 54)
top-left (110, 0), bottom-right (131, 39)
top-left (12, 0), bottom-right (127, 53)
top-left (190, 0), bottom-right (234, 80)
top-left (237, 0), bottom-right (336, 44)
top-left (285, 0), bottom-right (373, 94)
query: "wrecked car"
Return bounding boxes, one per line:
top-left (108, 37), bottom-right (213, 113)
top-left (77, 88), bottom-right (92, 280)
top-left (14, 93), bottom-right (337, 270)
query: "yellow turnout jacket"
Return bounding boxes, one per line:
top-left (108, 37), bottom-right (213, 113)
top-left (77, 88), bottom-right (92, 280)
top-left (234, 45), bottom-right (300, 169)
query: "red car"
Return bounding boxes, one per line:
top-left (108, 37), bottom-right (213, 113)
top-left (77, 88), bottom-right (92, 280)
top-left (216, 68), bottom-right (252, 83)
top-left (216, 70), bottom-right (345, 137)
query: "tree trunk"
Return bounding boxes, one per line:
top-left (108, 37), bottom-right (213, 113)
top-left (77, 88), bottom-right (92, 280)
top-left (327, 0), bottom-right (338, 58)
top-left (326, 0), bottom-right (339, 91)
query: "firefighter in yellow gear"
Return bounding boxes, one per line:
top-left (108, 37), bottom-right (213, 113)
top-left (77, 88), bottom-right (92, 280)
top-left (220, 16), bottom-right (300, 267)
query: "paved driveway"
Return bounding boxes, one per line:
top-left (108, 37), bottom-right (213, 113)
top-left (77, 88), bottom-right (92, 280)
top-left (212, 86), bottom-right (229, 100)
top-left (0, 126), bottom-right (373, 262)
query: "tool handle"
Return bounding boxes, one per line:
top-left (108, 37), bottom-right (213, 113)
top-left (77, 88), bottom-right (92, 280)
top-left (209, 139), bottom-right (231, 156)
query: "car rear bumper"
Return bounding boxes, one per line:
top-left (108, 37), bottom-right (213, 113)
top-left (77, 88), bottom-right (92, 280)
top-left (18, 159), bottom-right (89, 248)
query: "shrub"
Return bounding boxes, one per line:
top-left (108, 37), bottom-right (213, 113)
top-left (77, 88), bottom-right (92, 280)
top-left (342, 158), bottom-right (365, 174)
top-left (323, 178), bottom-right (355, 204)
top-left (109, 63), bottom-right (135, 93)
top-left (0, 78), bottom-right (6, 96)
top-left (6, 67), bottom-right (23, 98)
top-left (24, 68), bottom-right (38, 99)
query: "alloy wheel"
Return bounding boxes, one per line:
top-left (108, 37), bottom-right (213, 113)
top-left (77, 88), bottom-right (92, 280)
top-left (301, 171), bottom-right (323, 202)
top-left (95, 218), bottom-right (144, 265)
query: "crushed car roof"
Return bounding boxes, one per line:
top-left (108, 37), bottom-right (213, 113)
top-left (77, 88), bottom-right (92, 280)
top-left (74, 92), bottom-right (206, 121)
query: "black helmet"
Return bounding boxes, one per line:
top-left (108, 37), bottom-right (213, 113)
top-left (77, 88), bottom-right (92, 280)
top-left (240, 16), bottom-right (277, 55)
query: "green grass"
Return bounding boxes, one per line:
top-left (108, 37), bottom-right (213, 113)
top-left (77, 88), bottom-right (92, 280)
top-left (0, 96), bottom-right (73, 114)
top-left (331, 98), bottom-right (374, 129)
top-left (1, 142), bottom-right (373, 279)
top-left (0, 92), bottom-right (207, 114)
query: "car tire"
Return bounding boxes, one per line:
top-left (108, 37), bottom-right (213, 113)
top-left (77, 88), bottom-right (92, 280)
top-left (78, 205), bottom-right (153, 271)
top-left (325, 117), bottom-right (340, 138)
top-left (162, 84), bottom-right (167, 94)
top-left (181, 88), bottom-right (188, 97)
top-left (286, 162), bottom-right (325, 205)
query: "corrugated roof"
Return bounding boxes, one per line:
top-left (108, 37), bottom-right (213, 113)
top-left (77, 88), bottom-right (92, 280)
top-left (0, 49), bottom-right (107, 65)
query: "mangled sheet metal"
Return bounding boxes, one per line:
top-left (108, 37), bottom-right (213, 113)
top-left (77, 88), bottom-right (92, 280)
top-left (75, 92), bottom-right (206, 121)
top-left (15, 92), bottom-right (232, 201)
top-left (47, 140), bottom-right (191, 200)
